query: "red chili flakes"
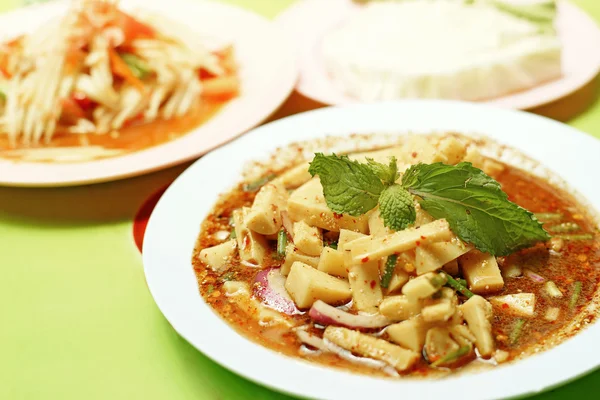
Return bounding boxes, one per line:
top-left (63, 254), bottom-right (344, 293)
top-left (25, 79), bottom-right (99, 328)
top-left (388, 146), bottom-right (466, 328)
top-left (333, 212), bottom-right (343, 219)
top-left (415, 241), bottom-right (421, 247)
top-left (411, 152), bottom-right (417, 158)
top-left (420, 235), bottom-right (426, 240)
top-left (362, 256), bottom-right (370, 263)
top-left (370, 280), bottom-right (376, 289)
top-left (502, 303), bottom-right (509, 309)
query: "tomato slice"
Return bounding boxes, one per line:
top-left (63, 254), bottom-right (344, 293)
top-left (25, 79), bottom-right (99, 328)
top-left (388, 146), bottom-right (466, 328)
top-left (72, 92), bottom-right (94, 111)
top-left (60, 97), bottom-right (86, 124)
top-left (115, 10), bottom-right (155, 44)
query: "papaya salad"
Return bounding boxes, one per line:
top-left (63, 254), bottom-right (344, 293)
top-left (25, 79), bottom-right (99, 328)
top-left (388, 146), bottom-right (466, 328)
top-left (192, 133), bottom-right (600, 377)
top-left (0, 0), bottom-right (238, 162)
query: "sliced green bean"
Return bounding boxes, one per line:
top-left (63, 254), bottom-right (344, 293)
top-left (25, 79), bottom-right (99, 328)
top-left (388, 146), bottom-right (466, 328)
top-left (276, 229), bottom-right (287, 259)
top-left (431, 345), bottom-right (471, 367)
top-left (220, 272), bottom-right (235, 282)
top-left (547, 222), bottom-right (580, 233)
top-left (206, 284), bottom-right (215, 296)
top-left (510, 319), bottom-right (525, 345)
top-left (242, 174), bottom-right (276, 192)
top-left (380, 254), bottom-right (398, 289)
top-left (534, 212), bottom-right (563, 222)
top-left (326, 241), bottom-right (338, 250)
top-left (442, 273), bottom-right (474, 298)
top-left (429, 273), bottom-right (447, 288)
top-left (121, 53), bottom-right (151, 79)
top-left (570, 281), bottom-right (582, 310)
top-left (554, 233), bottom-right (594, 241)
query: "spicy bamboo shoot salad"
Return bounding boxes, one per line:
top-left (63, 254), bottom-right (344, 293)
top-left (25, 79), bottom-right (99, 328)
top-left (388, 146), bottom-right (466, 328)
top-left (0, 0), bottom-right (239, 162)
top-left (193, 134), bottom-right (600, 377)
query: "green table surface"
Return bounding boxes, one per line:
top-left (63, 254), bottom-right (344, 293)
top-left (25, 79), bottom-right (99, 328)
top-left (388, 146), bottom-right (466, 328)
top-left (2, 1), bottom-right (600, 399)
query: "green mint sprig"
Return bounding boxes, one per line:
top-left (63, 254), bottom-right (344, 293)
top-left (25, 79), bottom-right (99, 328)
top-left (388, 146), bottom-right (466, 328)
top-left (308, 154), bottom-right (549, 256)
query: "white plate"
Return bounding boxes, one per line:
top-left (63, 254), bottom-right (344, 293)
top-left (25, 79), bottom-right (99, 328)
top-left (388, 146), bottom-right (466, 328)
top-left (276, 0), bottom-right (600, 110)
top-left (0, 0), bottom-right (297, 187)
top-left (143, 101), bottom-right (600, 400)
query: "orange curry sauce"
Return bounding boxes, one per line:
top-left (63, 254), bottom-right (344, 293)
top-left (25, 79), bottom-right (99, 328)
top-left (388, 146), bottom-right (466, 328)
top-left (192, 161), bottom-right (600, 378)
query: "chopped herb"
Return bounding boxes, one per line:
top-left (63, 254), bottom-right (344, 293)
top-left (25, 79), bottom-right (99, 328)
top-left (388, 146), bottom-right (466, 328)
top-left (276, 229), bottom-right (287, 259)
top-left (206, 284), bottom-right (215, 295)
top-left (442, 273), bottom-right (474, 298)
top-left (431, 345), bottom-right (471, 367)
top-left (243, 174), bottom-right (276, 192)
top-left (229, 228), bottom-right (236, 240)
top-left (548, 222), bottom-right (580, 233)
top-left (554, 233), bottom-right (594, 241)
top-left (510, 319), bottom-right (525, 345)
top-left (569, 281), bottom-right (582, 310)
top-left (309, 155), bottom-right (549, 256)
top-left (220, 272), bottom-right (235, 282)
top-left (534, 212), bottom-right (563, 221)
top-left (380, 254), bottom-right (398, 288)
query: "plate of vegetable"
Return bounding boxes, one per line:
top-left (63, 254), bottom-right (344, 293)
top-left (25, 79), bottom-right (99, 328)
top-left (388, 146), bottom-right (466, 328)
top-left (277, 0), bottom-right (600, 110)
top-left (143, 101), bottom-right (600, 400)
top-left (0, 0), bottom-right (297, 186)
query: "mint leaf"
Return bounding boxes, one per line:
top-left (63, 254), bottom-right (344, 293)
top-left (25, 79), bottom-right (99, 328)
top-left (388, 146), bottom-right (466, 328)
top-left (378, 184), bottom-right (415, 231)
top-left (402, 162), bottom-right (550, 256)
top-left (308, 153), bottom-right (384, 216)
top-left (366, 157), bottom-right (399, 186)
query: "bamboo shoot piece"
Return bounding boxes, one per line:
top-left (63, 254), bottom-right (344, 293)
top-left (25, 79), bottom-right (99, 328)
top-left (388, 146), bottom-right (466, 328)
top-left (379, 295), bottom-right (422, 321)
top-left (386, 317), bottom-right (428, 352)
top-left (422, 299), bottom-right (456, 323)
top-left (281, 243), bottom-right (319, 276)
top-left (348, 219), bottom-right (452, 264)
top-left (317, 247), bottom-right (347, 278)
top-left (489, 293), bottom-right (536, 317)
top-left (424, 327), bottom-right (460, 364)
top-left (386, 268), bottom-right (409, 294)
top-left (460, 295), bottom-right (495, 358)
top-left (415, 236), bottom-right (472, 275)
top-left (198, 239), bottom-right (236, 272)
top-left (285, 261), bottom-right (351, 308)
top-left (443, 259), bottom-right (459, 276)
top-left (460, 250), bottom-right (504, 294)
top-left (293, 220), bottom-right (323, 256)
top-left (271, 161), bottom-right (311, 189)
top-left (245, 182), bottom-right (288, 235)
top-left (368, 208), bottom-right (393, 237)
top-left (287, 178), bottom-right (370, 232)
top-left (324, 326), bottom-right (420, 372)
top-left (338, 229), bottom-right (366, 248)
top-left (402, 272), bottom-right (445, 301)
top-left (348, 260), bottom-right (383, 312)
top-left (232, 207), bottom-right (268, 265)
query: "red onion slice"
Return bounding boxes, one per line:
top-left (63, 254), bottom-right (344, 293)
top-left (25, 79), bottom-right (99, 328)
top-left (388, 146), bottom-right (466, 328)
top-left (309, 300), bottom-right (391, 329)
top-left (281, 210), bottom-right (294, 241)
top-left (254, 268), bottom-right (300, 315)
top-left (523, 268), bottom-right (545, 283)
